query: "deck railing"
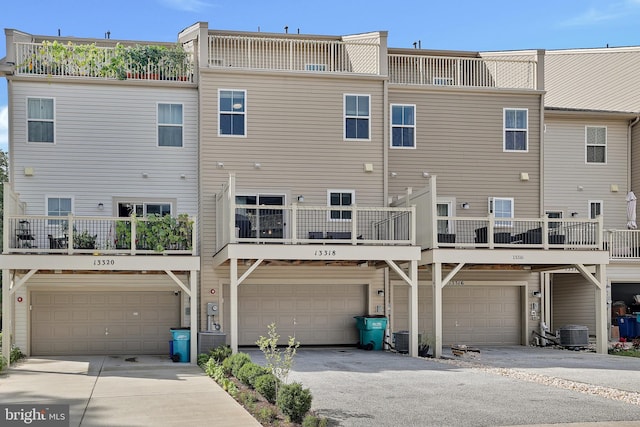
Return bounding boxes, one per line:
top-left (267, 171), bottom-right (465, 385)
top-left (5, 214), bottom-right (196, 255)
top-left (208, 35), bottom-right (380, 74)
top-left (433, 216), bottom-right (602, 249)
top-left (606, 230), bottom-right (640, 259)
top-left (14, 41), bottom-right (194, 82)
top-left (388, 54), bottom-right (537, 89)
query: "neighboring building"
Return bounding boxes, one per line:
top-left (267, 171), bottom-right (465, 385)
top-left (541, 47), bottom-right (640, 339)
top-left (0, 23), bottom-right (616, 363)
top-left (0, 29), bottom-right (201, 361)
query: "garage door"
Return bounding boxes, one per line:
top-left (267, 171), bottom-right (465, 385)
top-left (227, 283), bottom-right (367, 346)
top-left (31, 291), bottom-right (180, 356)
top-left (392, 285), bottom-right (520, 346)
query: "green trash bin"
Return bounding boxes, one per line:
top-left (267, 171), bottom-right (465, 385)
top-left (170, 329), bottom-right (190, 362)
top-left (354, 316), bottom-right (387, 351)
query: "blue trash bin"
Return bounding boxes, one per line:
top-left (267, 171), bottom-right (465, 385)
top-left (618, 316), bottom-right (636, 339)
top-left (170, 329), bottom-right (190, 362)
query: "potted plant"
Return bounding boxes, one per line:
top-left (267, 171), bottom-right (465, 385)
top-left (73, 230), bottom-right (97, 249)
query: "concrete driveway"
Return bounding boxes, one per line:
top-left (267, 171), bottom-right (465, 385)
top-left (0, 355), bottom-right (260, 427)
top-left (247, 346), bottom-right (640, 427)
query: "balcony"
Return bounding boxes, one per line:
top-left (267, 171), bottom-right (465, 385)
top-left (207, 34), bottom-right (381, 75)
top-left (5, 214), bottom-right (196, 256)
top-left (13, 41), bottom-right (195, 82)
top-left (605, 230), bottom-right (640, 260)
top-left (433, 216), bottom-right (602, 250)
top-left (388, 53), bottom-right (538, 90)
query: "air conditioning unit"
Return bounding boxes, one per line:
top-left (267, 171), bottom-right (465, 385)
top-left (198, 331), bottom-right (227, 354)
top-left (558, 325), bottom-right (589, 349)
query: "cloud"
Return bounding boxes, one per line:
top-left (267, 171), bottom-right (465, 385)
top-left (0, 105), bottom-right (7, 151)
top-left (560, 1), bottom-right (640, 27)
top-left (160, 0), bottom-right (212, 12)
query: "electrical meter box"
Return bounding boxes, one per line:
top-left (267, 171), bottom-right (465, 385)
top-left (207, 302), bottom-right (218, 315)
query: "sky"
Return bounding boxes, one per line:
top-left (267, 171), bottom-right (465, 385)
top-left (1, 0), bottom-right (640, 152)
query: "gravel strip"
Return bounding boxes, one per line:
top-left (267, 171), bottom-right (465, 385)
top-left (430, 355), bottom-right (640, 406)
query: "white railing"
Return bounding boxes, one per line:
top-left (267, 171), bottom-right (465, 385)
top-left (14, 41), bottom-right (194, 82)
top-left (388, 54), bottom-right (537, 89)
top-left (208, 35), bottom-right (380, 74)
top-left (606, 230), bottom-right (640, 259)
top-left (433, 216), bottom-right (602, 250)
top-left (5, 214), bottom-right (196, 255)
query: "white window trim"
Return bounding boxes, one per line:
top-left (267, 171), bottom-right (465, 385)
top-left (115, 199), bottom-right (176, 217)
top-left (157, 102), bottom-right (184, 148)
top-left (585, 125), bottom-right (607, 165)
top-left (588, 200), bottom-right (603, 219)
top-left (327, 189), bottom-right (355, 222)
top-left (390, 103), bottom-right (416, 149)
top-left (27, 96), bottom-right (56, 144)
top-left (45, 195), bottom-right (74, 227)
top-left (503, 108), bottom-right (528, 153)
top-left (489, 196), bottom-right (514, 227)
top-left (218, 88), bottom-right (247, 138)
top-left (436, 198), bottom-right (456, 234)
top-left (343, 94), bottom-right (371, 141)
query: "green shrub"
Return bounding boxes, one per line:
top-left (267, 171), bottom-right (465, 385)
top-left (229, 352), bottom-right (252, 377)
top-left (220, 378), bottom-right (238, 397)
top-left (0, 356), bottom-right (7, 372)
top-left (303, 414), bottom-right (329, 427)
top-left (197, 353), bottom-right (211, 367)
top-left (221, 355), bottom-right (234, 376)
top-left (10, 347), bottom-right (24, 364)
top-left (204, 358), bottom-right (218, 377)
top-left (277, 382), bottom-right (312, 423)
top-left (209, 345), bottom-right (232, 363)
top-left (237, 362), bottom-right (269, 387)
top-left (256, 406), bottom-right (278, 424)
top-left (254, 373), bottom-right (280, 404)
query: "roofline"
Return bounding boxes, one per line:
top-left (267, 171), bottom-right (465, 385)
top-left (545, 106), bottom-right (640, 119)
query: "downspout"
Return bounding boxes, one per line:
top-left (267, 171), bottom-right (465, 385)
top-left (628, 116), bottom-right (640, 192)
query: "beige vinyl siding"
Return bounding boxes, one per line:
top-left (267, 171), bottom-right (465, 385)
top-left (199, 71), bottom-right (385, 256)
top-left (546, 49), bottom-right (640, 112)
top-left (551, 273), bottom-right (596, 334)
top-left (387, 88), bottom-right (542, 217)
top-left (544, 117), bottom-right (628, 228)
top-left (14, 288), bottom-right (28, 352)
top-left (10, 81), bottom-right (198, 218)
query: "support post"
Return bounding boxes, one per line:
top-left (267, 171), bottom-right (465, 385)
top-left (408, 260), bottom-right (418, 357)
top-left (2, 269), bottom-right (10, 362)
top-left (230, 258), bottom-right (239, 354)
top-left (595, 264), bottom-right (607, 354)
top-left (432, 262), bottom-right (443, 358)
top-left (190, 271), bottom-right (198, 364)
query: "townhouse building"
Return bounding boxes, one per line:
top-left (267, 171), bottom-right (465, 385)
top-left (0, 22), bottom-right (614, 362)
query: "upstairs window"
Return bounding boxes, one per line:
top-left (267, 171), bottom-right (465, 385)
top-left (219, 90), bottom-right (246, 136)
top-left (328, 190), bottom-right (354, 220)
top-left (489, 197), bottom-right (514, 227)
top-left (47, 196), bottom-right (72, 226)
top-left (118, 202), bottom-right (172, 217)
top-left (28, 97), bottom-right (54, 143)
top-left (504, 108), bottom-right (528, 151)
top-left (589, 200), bottom-right (603, 219)
top-left (391, 104), bottom-right (416, 148)
top-left (344, 95), bottom-right (370, 140)
top-left (586, 126), bottom-right (607, 164)
top-left (158, 103), bottom-right (183, 147)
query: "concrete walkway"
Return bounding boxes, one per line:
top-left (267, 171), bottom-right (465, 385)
top-left (0, 355), bottom-right (260, 427)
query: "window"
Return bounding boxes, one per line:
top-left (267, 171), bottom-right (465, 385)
top-left (344, 95), bottom-right (370, 140)
top-left (219, 90), bottom-right (246, 136)
top-left (391, 104), bottom-right (415, 148)
top-left (235, 194), bottom-right (285, 239)
top-left (589, 201), bottom-right (603, 219)
top-left (546, 211), bottom-right (563, 230)
top-left (489, 197), bottom-right (514, 226)
top-left (47, 196), bottom-right (72, 226)
top-left (28, 97), bottom-right (54, 143)
top-left (586, 126), bottom-right (606, 164)
top-left (504, 108), bottom-right (528, 151)
top-left (436, 201), bottom-right (453, 234)
top-left (158, 103), bottom-right (183, 147)
top-left (118, 202), bottom-right (172, 217)
top-left (328, 190), bottom-right (354, 220)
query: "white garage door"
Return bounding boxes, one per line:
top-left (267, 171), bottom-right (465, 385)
top-left (31, 291), bottom-right (180, 356)
top-left (227, 283), bottom-right (367, 346)
top-left (392, 285), bottom-right (521, 346)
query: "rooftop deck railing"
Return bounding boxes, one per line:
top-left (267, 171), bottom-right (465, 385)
top-left (5, 214), bottom-right (196, 255)
top-left (388, 54), bottom-right (537, 89)
top-left (208, 35), bottom-right (380, 74)
top-left (605, 229), bottom-right (640, 259)
top-left (433, 216), bottom-right (602, 250)
top-left (14, 41), bottom-right (195, 82)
